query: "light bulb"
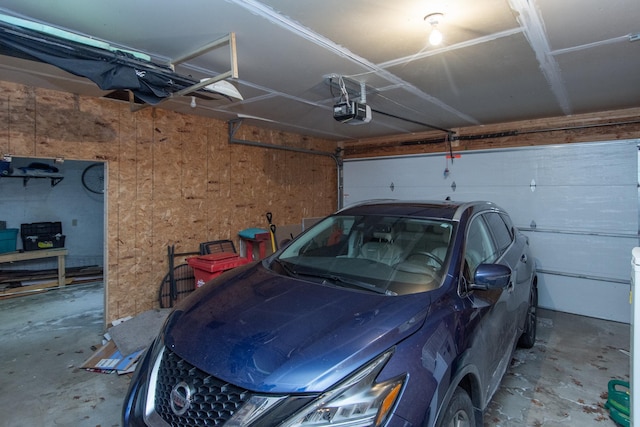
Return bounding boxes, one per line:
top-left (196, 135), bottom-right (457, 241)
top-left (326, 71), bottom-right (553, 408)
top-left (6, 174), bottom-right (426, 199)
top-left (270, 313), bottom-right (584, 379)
top-left (424, 12), bottom-right (445, 46)
top-left (429, 28), bottom-right (443, 46)
top-left (190, 96), bottom-right (197, 108)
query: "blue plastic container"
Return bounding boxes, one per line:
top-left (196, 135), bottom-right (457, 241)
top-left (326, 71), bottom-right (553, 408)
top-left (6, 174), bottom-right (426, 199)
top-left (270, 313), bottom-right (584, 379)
top-left (0, 228), bottom-right (18, 253)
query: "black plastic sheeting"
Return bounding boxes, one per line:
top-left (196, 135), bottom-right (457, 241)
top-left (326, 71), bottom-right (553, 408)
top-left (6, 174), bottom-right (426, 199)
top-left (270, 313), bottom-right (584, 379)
top-left (0, 20), bottom-right (227, 105)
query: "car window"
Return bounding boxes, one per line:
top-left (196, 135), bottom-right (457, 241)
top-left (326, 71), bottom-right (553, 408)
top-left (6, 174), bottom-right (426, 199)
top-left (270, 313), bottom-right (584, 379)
top-left (276, 214), bottom-right (455, 295)
top-left (499, 213), bottom-right (515, 239)
top-left (465, 215), bottom-right (499, 277)
top-left (484, 212), bottom-right (513, 255)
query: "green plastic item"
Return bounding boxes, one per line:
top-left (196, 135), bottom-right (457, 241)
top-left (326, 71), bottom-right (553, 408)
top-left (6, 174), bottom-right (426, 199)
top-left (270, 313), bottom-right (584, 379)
top-left (605, 380), bottom-right (630, 427)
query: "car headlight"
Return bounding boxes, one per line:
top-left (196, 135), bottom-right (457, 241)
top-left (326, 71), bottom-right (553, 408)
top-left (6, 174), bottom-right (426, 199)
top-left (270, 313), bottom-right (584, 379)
top-left (280, 349), bottom-right (405, 427)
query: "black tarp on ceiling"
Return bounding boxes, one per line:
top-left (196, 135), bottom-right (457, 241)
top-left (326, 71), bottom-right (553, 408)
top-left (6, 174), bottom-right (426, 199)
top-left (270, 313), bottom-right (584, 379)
top-left (0, 20), bottom-right (227, 105)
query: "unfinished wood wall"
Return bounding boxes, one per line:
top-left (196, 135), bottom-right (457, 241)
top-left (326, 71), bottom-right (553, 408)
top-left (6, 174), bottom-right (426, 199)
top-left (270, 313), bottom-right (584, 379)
top-left (0, 81), bottom-right (337, 322)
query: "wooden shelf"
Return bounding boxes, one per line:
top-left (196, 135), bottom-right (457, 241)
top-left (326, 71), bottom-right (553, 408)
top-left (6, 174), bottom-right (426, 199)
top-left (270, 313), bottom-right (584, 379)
top-left (0, 248), bottom-right (68, 288)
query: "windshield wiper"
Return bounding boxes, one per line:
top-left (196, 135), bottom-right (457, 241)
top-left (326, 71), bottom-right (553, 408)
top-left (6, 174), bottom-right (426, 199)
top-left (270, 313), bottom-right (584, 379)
top-left (272, 258), bottom-right (298, 278)
top-left (273, 259), bottom-right (396, 295)
top-left (294, 270), bottom-right (395, 295)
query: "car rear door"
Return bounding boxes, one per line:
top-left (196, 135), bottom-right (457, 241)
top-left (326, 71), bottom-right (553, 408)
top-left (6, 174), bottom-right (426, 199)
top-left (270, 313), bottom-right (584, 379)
top-left (485, 211), bottom-right (531, 328)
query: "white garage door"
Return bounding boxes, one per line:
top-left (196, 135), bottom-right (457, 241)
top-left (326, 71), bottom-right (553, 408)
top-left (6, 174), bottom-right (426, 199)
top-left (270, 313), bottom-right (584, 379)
top-left (344, 139), bottom-right (639, 323)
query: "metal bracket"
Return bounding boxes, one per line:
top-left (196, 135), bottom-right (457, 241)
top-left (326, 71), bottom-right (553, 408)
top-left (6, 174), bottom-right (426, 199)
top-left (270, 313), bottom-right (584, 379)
top-left (228, 119), bottom-right (336, 159)
top-left (170, 33), bottom-right (238, 76)
top-left (131, 33), bottom-right (238, 112)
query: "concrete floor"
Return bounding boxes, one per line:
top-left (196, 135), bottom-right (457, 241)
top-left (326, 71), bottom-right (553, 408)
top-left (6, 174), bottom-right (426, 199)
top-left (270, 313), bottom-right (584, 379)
top-left (484, 310), bottom-right (629, 426)
top-left (0, 282), bottom-right (630, 427)
top-left (0, 283), bottom-right (129, 427)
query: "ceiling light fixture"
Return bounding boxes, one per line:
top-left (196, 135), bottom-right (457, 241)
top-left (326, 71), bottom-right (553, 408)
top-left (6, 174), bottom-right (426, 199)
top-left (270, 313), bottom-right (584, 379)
top-left (190, 96), bottom-right (197, 108)
top-left (424, 12), bottom-right (444, 46)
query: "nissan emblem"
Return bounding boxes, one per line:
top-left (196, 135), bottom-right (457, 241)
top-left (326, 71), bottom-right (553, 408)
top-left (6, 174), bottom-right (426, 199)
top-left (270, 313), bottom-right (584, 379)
top-left (170, 381), bottom-right (193, 416)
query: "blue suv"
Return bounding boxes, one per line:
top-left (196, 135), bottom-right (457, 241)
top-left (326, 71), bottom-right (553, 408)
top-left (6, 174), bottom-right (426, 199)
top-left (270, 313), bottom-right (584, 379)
top-left (123, 200), bottom-right (537, 427)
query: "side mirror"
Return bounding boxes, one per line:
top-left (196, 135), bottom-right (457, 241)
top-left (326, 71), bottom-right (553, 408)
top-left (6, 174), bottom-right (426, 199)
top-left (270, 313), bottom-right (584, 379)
top-left (469, 264), bottom-right (512, 291)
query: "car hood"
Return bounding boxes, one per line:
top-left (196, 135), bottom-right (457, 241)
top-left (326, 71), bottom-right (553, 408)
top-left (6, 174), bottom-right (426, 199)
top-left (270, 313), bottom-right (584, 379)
top-left (163, 262), bottom-right (431, 394)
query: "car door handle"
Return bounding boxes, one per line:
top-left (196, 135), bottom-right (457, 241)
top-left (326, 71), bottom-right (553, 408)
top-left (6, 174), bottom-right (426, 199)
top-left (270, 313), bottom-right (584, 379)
top-left (520, 254), bottom-right (528, 264)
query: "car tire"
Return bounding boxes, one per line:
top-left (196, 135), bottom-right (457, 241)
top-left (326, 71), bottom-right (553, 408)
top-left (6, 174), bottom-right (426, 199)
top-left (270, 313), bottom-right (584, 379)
top-left (436, 387), bottom-right (475, 427)
top-left (518, 284), bottom-right (538, 348)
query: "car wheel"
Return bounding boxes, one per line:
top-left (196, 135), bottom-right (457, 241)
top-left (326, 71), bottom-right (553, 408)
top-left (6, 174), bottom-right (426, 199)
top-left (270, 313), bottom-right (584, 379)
top-left (518, 284), bottom-right (538, 348)
top-left (437, 387), bottom-right (475, 427)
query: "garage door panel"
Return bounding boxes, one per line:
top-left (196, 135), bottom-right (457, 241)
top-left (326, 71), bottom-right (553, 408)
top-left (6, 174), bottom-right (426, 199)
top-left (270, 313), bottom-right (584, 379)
top-left (521, 185), bottom-right (636, 232)
top-left (526, 232), bottom-right (636, 281)
top-left (344, 160), bottom-right (399, 188)
top-left (349, 178), bottom-right (636, 235)
top-left (433, 144), bottom-right (634, 187)
top-left (344, 187), bottom-right (392, 205)
top-left (405, 184), bottom-right (636, 232)
top-left (436, 158), bottom-right (526, 187)
top-left (425, 184), bottom-right (634, 232)
top-left (538, 274), bottom-right (629, 323)
top-left (527, 144), bottom-right (637, 186)
top-left (345, 157), bottom-right (451, 186)
top-left (349, 142), bottom-right (637, 189)
top-left (370, 183), bottom-right (635, 234)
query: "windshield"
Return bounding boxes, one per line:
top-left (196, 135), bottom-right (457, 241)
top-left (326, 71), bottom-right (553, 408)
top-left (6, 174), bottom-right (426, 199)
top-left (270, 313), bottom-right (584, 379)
top-left (275, 213), bottom-right (455, 295)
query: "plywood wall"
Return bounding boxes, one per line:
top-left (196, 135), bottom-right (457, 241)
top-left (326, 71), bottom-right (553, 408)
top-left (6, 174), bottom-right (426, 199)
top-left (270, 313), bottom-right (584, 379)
top-left (0, 81), bottom-right (338, 322)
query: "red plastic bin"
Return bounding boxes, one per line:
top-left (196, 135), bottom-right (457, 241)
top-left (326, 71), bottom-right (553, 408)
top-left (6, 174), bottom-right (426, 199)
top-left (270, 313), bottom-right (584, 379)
top-left (187, 252), bottom-right (250, 288)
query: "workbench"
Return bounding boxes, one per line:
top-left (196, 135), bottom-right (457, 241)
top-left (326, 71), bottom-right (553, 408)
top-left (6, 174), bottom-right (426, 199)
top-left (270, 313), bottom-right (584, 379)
top-left (0, 248), bottom-right (68, 288)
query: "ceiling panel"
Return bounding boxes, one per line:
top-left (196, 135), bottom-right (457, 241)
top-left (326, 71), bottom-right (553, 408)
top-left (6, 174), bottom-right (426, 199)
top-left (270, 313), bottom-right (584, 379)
top-left (389, 33), bottom-right (566, 124)
top-left (558, 42), bottom-right (640, 114)
top-left (538, 0), bottom-right (640, 49)
top-left (263, 0), bottom-right (520, 64)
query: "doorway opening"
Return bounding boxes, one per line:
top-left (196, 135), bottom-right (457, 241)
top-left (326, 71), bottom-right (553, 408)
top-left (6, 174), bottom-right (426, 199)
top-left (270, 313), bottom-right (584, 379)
top-left (0, 157), bottom-right (105, 323)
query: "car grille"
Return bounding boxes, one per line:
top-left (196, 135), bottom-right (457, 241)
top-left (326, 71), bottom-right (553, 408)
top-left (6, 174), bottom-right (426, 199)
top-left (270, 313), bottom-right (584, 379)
top-left (155, 348), bottom-right (251, 426)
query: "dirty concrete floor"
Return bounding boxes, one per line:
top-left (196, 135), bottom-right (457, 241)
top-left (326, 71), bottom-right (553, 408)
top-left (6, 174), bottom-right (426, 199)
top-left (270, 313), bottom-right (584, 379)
top-left (0, 282), bottom-right (130, 427)
top-left (0, 282), bottom-right (630, 427)
top-left (484, 310), bottom-right (630, 426)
